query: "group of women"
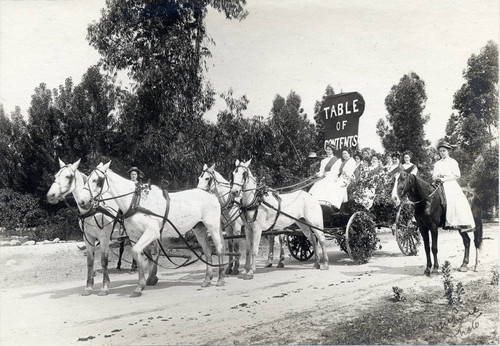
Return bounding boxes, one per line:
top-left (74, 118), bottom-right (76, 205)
top-left (308, 141), bottom-right (475, 231)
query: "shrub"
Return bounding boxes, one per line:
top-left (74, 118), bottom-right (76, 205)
top-left (392, 286), bottom-right (407, 302)
top-left (442, 261), bottom-right (465, 306)
top-left (0, 188), bottom-right (48, 236)
top-left (340, 211), bottom-right (379, 264)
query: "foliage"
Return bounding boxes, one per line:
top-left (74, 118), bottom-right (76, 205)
top-left (313, 85), bottom-right (336, 150)
top-left (442, 261), bottom-right (465, 306)
top-left (377, 72), bottom-right (430, 166)
top-left (391, 286), bottom-right (407, 302)
top-left (0, 188), bottom-right (48, 234)
top-left (445, 41), bottom-right (499, 215)
top-left (340, 211), bottom-right (379, 264)
top-left (491, 269), bottom-right (499, 286)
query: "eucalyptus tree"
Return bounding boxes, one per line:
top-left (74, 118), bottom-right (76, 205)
top-left (376, 72), bottom-right (430, 165)
top-left (87, 0), bottom-right (248, 188)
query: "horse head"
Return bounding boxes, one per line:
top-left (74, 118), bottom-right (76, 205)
top-left (197, 163), bottom-right (216, 192)
top-left (230, 159), bottom-right (252, 197)
top-left (81, 161), bottom-right (111, 209)
top-left (392, 171), bottom-right (412, 206)
top-left (46, 158), bottom-right (81, 204)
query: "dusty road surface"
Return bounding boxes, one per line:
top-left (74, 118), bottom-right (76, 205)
top-left (0, 223), bottom-right (498, 345)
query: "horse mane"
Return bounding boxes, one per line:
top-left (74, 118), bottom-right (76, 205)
top-left (413, 174), bottom-right (433, 196)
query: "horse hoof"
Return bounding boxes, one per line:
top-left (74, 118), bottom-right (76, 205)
top-left (216, 280), bottom-right (225, 287)
top-left (81, 289), bottom-right (92, 296)
top-left (130, 291), bottom-right (142, 298)
top-left (98, 289), bottom-right (109, 296)
top-left (313, 263), bottom-right (321, 269)
top-left (320, 264), bottom-right (329, 270)
top-left (277, 262), bottom-right (284, 268)
top-left (243, 273), bottom-right (254, 280)
top-left (474, 265), bottom-right (479, 272)
top-left (238, 272), bottom-right (246, 279)
top-left (423, 269), bottom-right (431, 276)
top-left (230, 268), bottom-right (240, 276)
top-left (432, 267), bottom-right (439, 274)
top-left (201, 281), bottom-right (211, 288)
top-left (264, 262), bottom-right (272, 268)
top-left (458, 265), bottom-right (468, 272)
top-left (225, 267), bottom-right (233, 275)
top-left (147, 276), bottom-right (159, 286)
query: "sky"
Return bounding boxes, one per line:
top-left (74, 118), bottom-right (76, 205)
top-left (1, 0), bottom-right (498, 152)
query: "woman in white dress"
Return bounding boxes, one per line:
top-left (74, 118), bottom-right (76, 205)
top-left (310, 148), bottom-right (356, 209)
top-left (432, 141), bottom-right (475, 230)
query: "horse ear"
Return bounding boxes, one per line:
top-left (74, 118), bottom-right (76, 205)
top-left (209, 163), bottom-right (215, 171)
top-left (203, 163), bottom-right (208, 170)
top-left (244, 158), bottom-right (252, 167)
top-left (58, 158), bottom-right (66, 168)
top-left (71, 158), bottom-right (81, 171)
top-left (102, 161), bottom-right (111, 171)
top-left (235, 159), bottom-right (240, 166)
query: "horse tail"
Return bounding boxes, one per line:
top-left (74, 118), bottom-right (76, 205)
top-left (471, 194), bottom-right (483, 249)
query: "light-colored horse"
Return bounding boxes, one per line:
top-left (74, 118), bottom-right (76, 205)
top-left (230, 159), bottom-right (329, 279)
top-left (46, 159), bottom-right (118, 296)
top-left (197, 164), bottom-right (287, 271)
top-left (81, 161), bottom-right (225, 297)
top-left (197, 164), bottom-right (243, 275)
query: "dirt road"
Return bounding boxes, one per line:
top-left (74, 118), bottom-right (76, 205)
top-left (0, 223), bottom-right (498, 345)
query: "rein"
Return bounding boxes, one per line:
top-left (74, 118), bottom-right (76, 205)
top-left (399, 173), bottom-right (441, 205)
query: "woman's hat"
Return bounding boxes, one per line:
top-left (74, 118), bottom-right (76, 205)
top-left (127, 167), bottom-right (144, 177)
top-left (437, 141), bottom-right (454, 150)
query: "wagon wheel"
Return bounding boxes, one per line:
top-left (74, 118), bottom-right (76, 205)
top-left (286, 234), bottom-right (314, 261)
top-left (394, 202), bottom-right (420, 256)
top-left (345, 211), bottom-right (377, 264)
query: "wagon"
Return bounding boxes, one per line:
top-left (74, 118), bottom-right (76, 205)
top-left (281, 200), bottom-right (420, 264)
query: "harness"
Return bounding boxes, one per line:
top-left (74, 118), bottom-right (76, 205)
top-left (86, 169), bottom-right (231, 268)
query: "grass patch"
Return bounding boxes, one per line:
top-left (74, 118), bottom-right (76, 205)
top-left (313, 277), bottom-right (499, 345)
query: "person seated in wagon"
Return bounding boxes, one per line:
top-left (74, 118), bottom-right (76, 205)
top-left (401, 151), bottom-right (418, 175)
top-left (309, 145), bottom-right (357, 210)
top-left (385, 151), bottom-right (403, 177)
top-left (428, 141), bottom-right (475, 231)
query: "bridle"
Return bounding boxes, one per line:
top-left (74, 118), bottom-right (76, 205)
top-left (84, 168), bottom-right (111, 203)
top-left (231, 165), bottom-right (257, 192)
top-left (51, 165), bottom-right (77, 201)
top-left (198, 169), bottom-right (234, 210)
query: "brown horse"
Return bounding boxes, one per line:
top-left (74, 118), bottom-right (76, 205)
top-left (393, 171), bottom-right (483, 275)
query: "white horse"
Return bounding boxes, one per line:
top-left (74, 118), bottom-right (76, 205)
top-left (197, 164), bottom-right (288, 271)
top-left (197, 164), bottom-right (244, 275)
top-left (81, 161), bottom-right (225, 297)
top-left (230, 159), bottom-right (329, 279)
top-left (46, 158), bottom-right (119, 296)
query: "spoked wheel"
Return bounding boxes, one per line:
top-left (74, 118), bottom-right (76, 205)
top-left (395, 202), bottom-right (420, 256)
top-left (345, 211), bottom-right (377, 264)
top-left (286, 234), bottom-right (314, 261)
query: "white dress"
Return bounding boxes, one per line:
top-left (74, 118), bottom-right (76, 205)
top-left (433, 156), bottom-right (475, 229)
top-left (402, 163), bottom-right (418, 175)
top-left (310, 157), bottom-right (356, 209)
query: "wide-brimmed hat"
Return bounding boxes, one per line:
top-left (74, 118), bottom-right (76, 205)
top-left (308, 152), bottom-right (318, 158)
top-left (127, 167), bottom-right (144, 177)
top-left (437, 141), bottom-right (454, 150)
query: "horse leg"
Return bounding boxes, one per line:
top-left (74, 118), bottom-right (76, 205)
top-left (232, 238), bottom-right (241, 275)
top-left (193, 225), bottom-right (214, 287)
top-left (430, 227), bottom-right (439, 273)
top-left (265, 235), bottom-right (275, 268)
top-left (98, 236), bottom-right (111, 296)
top-left (225, 237), bottom-right (235, 275)
top-left (420, 228), bottom-right (432, 276)
top-left (130, 229), bottom-right (157, 297)
top-left (145, 243), bottom-right (159, 286)
top-left (117, 240), bottom-right (124, 270)
top-left (473, 220), bottom-right (483, 272)
top-left (82, 234), bottom-right (96, 296)
top-left (239, 227), bottom-right (253, 279)
top-left (314, 229), bottom-right (329, 270)
top-left (458, 232), bottom-right (470, 272)
top-left (277, 235), bottom-right (285, 268)
top-left (242, 227), bottom-right (261, 280)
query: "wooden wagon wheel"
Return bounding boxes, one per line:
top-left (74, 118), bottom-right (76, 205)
top-left (345, 211), bottom-right (377, 264)
top-left (286, 234), bottom-right (314, 261)
top-left (394, 202), bottom-right (420, 256)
